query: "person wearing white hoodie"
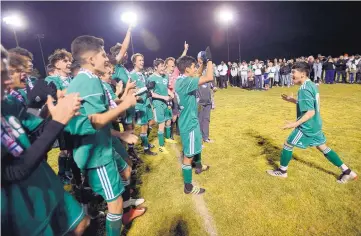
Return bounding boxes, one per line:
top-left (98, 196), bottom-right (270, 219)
top-left (230, 62), bottom-right (238, 87)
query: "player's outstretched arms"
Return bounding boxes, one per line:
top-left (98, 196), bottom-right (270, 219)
top-left (180, 41), bottom-right (189, 57)
top-left (89, 90), bottom-right (137, 129)
top-left (151, 91), bottom-right (170, 101)
top-left (115, 26), bottom-right (132, 64)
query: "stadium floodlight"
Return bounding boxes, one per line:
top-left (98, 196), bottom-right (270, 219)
top-left (121, 12), bottom-right (137, 27)
top-left (3, 14), bottom-right (25, 47)
top-left (218, 9), bottom-right (234, 24)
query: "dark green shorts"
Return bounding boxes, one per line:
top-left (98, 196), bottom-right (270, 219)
top-left (287, 128), bottom-right (326, 149)
top-left (136, 105), bottom-right (153, 125)
top-left (124, 107), bottom-right (135, 125)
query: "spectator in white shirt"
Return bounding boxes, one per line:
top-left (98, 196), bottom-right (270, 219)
top-left (239, 61), bottom-right (248, 88)
top-left (252, 59), bottom-right (263, 90)
top-left (230, 63), bottom-right (238, 87)
top-left (218, 61), bottom-right (228, 89)
top-left (268, 61), bottom-right (276, 88)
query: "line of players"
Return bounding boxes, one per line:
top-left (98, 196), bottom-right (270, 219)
top-left (1, 24), bottom-right (215, 235)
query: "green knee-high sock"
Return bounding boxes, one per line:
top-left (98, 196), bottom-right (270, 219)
top-left (147, 126), bottom-right (152, 137)
top-left (140, 133), bottom-right (149, 150)
top-left (165, 126), bottom-right (171, 139)
top-left (280, 144), bottom-right (293, 170)
top-left (193, 153), bottom-right (202, 169)
top-left (182, 164), bottom-right (192, 184)
top-left (322, 147), bottom-right (343, 167)
top-left (158, 131), bottom-right (165, 147)
top-left (106, 213), bottom-right (123, 236)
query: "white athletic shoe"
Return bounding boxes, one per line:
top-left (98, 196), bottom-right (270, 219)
top-left (123, 198), bottom-right (145, 208)
top-left (337, 170), bottom-right (358, 184)
top-left (266, 169), bottom-right (288, 178)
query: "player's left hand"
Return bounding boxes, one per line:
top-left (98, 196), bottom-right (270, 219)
top-left (282, 121), bottom-right (298, 130)
top-left (119, 131), bottom-right (138, 144)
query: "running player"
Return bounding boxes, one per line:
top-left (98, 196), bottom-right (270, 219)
top-left (175, 47), bottom-right (213, 195)
top-left (267, 62), bottom-right (357, 183)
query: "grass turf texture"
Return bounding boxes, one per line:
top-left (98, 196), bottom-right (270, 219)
top-left (47, 84), bottom-right (361, 236)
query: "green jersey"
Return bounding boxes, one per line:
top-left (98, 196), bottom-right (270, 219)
top-left (130, 70), bottom-right (150, 110)
top-left (7, 88), bottom-right (28, 105)
top-left (65, 69), bottom-right (113, 169)
top-left (45, 75), bottom-right (71, 90)
top-left (1, 96), bottom-right (64, 235)
top-left (175, 76), bottom-right (200, 133)
top-left (148, 73), bottom-right (169, 106)
top-left (297, 79), bottom-right (322, 137)
top-left (112, 64), bottom-right (131, 86)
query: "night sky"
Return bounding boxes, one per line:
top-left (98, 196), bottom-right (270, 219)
top-left (1, 1), bottom-right (360, 76)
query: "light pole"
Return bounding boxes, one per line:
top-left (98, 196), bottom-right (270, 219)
top-left (36, 34), bottom-right (47, 74)
top-left (3, 15), bottom-right (24, 47)
top-left (121, 12), bottom-right (137, 55)
top-left (218, 9), bottom-right (233, 62)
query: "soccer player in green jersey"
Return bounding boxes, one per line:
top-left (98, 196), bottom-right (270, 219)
top-left (1, 45), bottom-right (89, 236)
top-left (45, 48), bottom-right (74, 185)
top-left (110, 26), bottom-right (141, 160)
top-left (175, 47), bottom-right (213, 195)
top-left (130, 53), bottom-right (158, 156)
top-left (8, 47), bottom-right (38, 90)
top-left (65, 35), bottom-right (141, 234)
top-left (267, 62), bottom-right (357, 183)
top-left (148, 58), bottom-right (177, 154)
top-left (6, 53), bottom-right (29, 105)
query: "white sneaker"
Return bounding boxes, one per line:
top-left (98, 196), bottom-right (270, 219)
top-left (337, 171), bottom-right (358, 184)
top-left (266, 169), bottom-right (288, 178)
top-left (123, 198), bottom-right (145, 208)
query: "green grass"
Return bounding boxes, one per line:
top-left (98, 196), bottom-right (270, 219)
top-left (48, 84), bottom-right (361, 236)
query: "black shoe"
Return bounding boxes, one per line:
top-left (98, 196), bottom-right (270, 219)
top-left (144, 149), bottom-right (157, 156)
top-left (184, 185), bottom-right (205, 195)
top-left (195, 165), bottom-right (210, 175)
top-left (128, 148), bottom-right (140, 159)
top-left (148, 143), bottom-right (155, 149)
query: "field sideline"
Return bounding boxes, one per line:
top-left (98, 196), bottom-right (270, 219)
top-left (48, 84), bottom-right (361, 236)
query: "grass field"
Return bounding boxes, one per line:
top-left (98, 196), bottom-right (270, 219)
top-left (48, 84), bottom-right (361, 236)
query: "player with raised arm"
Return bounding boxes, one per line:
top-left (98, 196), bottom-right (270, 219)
top-left (175, 47), bottom-right (213, 195)
top-left (267, 62), bottom-right (357, 184)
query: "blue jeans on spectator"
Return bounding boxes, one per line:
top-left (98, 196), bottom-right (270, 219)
top-left (336, 71), bottom-right (346, 83)
top-left (255, 75), bottom-right (262, 90)
top-left (282, 74), bottom-right (291, 87)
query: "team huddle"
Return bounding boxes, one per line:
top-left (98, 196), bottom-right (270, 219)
top-left (1, 24), bottom-right (358, 236)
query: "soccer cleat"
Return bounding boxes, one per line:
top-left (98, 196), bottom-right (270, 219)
top-left (158, 146), bottom-right (169, 154)
top-left (144, 149), bottom-right (157, 156)
top-left (204, 139), bottom-right (214, 143)
top-left (59, 174), bottom-right (72, 185)
top-left (148, 143), bottom-right (155, 149)
top-left (266, 169), bottom-right (288, 178)
top-left (128, 148), bottom-right (140, 160)
top-left (122, 207), bottom-right (146, 225)
top-left (165, 138), bottom-right (178, 144)
top-left (337, 170), bottom-right (358, 184)
top-left (195, 165), bottom-right (210, 175)
top-left (184, 186), bottom-right (206, 195)
top-left (123, 198), bottom-right (145, 208)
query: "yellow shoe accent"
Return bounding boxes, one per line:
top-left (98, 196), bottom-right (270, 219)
top-left (159, 146), bottom-right (169, 154)
top-left (165, 138), bottom-right (178, 144)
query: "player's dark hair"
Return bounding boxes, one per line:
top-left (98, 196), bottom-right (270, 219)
top-left (176, 56), bottom-right (196, 74)
top-left (71, 35), bottom-right (104, 65)
top-left (292, 62), bottom-right (310, 75)
top-left (8, 53), bottom-right (28, 70)
top-left (48, 48), bottom-right (73, 67)
top-left (110, 43), bottom-right (122, 56)
top-left (46, 64), bottom-right (55, 74)
top-left (165, 57), bottom-right (175, 66)
top-left (131, 53), bottom-right (144, 65)
top-left (70, 61), bottom-right (81, 73)
top-left (153, 58), bottom-right (164, 68)
top-left (8, 47), bottom-right (33, 60)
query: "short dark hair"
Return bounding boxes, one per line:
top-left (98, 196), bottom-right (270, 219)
top-left (8, 53), bottom-right (28, 71)
top-left (292, 62), bottom-right (310, 75)
top-left (71, 35), bottom-right (104, 65)
top-left (70, 61), bottom-right (81, 73)
top-left (153, 58), bottom-right (164, 68)
top-left (131, 53), bottom-right (144, 65)
top-left (48, 48), bottom-right (73, 67)
top-left (176, 56), bottom-right (196, 74)
top-left (46, 64), bottom-right (55, 74)
top-left (165, 57), bottom-right (175, 66)
top-left (110, 43), bottom-right (121, 56)
top-left (8, 47), bottom-right (33, 60)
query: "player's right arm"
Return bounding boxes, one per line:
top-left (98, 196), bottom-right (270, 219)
top-left (115, 26), bottom-right (132, 64)
top-left (88, 91), bottom-right (136, 129)
top-left (281, 93), bottom-right (297, 104)
top-left (199, 61), bottom-right (214, 86)
top-left (180, 41), bottom-right (189, 57)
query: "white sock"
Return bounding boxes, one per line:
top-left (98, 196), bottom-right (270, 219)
top-left (280, 165), bottom-right (288, 171)
top-left (340, 164), bottom-right (349, 172)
